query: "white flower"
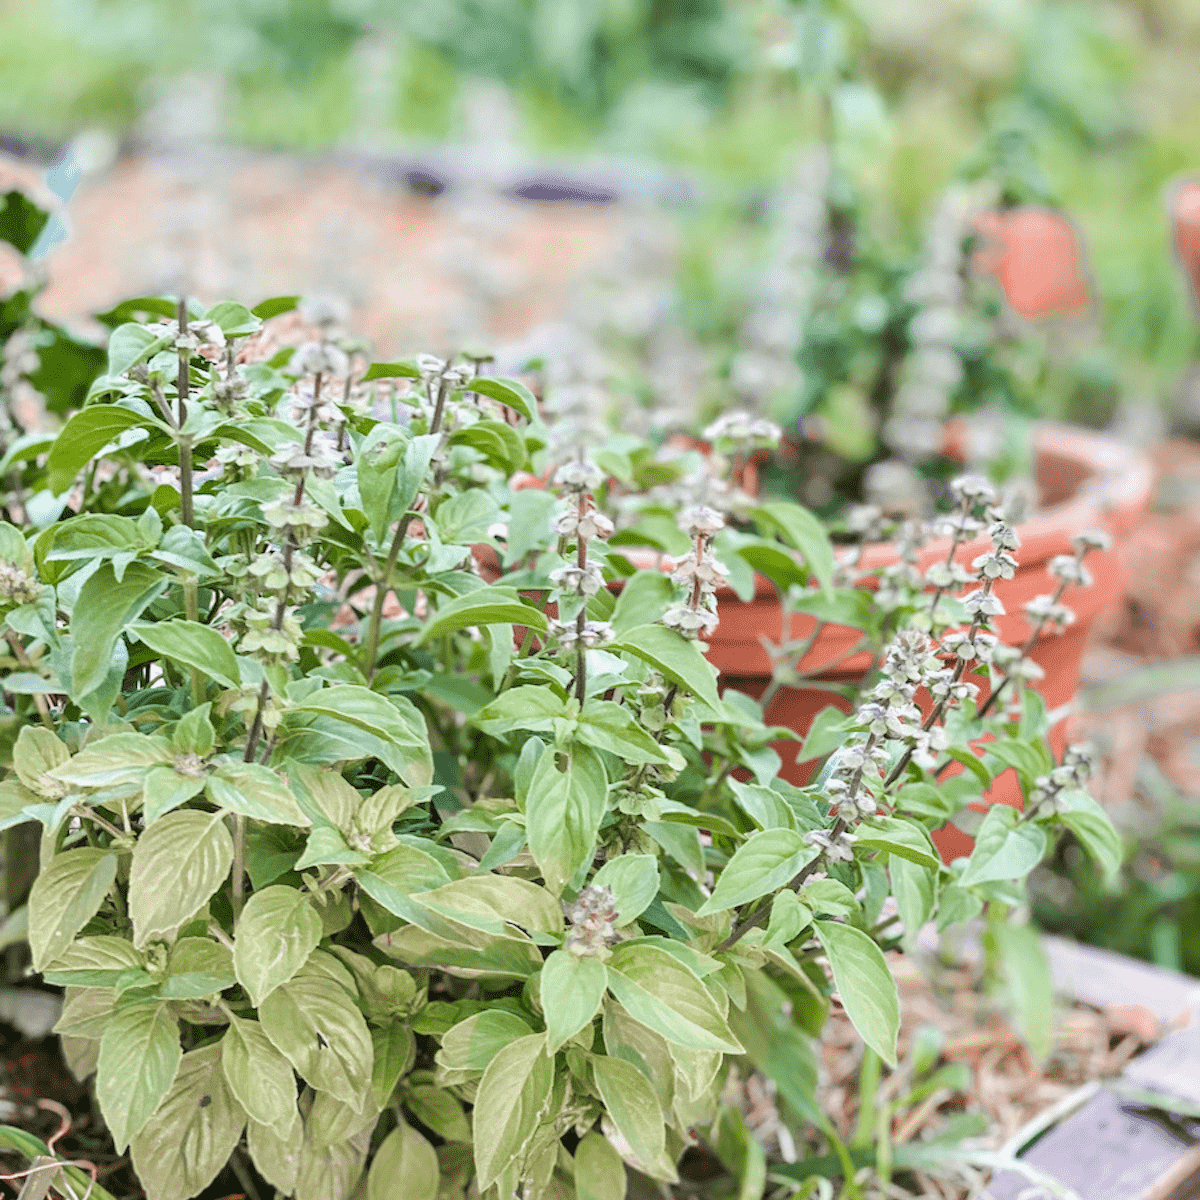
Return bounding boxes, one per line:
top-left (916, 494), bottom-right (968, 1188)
top-left (950, 474), bottom-right (996, 506)
top-left (554, 459), bottom-right (605, 494)
top-left (662, 603), bottom-right (719, 640)
top-left (1071, 529), bottom-right (1112, 554)
top-left (961, 589), bottom-right (1006, 618)
top-left (972, 550), bottom-right (1017, 581)
top-left (680, 505), bottom-right (725, 538)
top-left (291, 341), bottom-right (349, 378)
top-left (1048, 555), bottom-right (1092, 587)
top-left (549, 563), bottom-right (605, 597)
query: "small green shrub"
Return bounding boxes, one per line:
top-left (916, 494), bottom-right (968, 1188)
top-left (0, 286), bottom-right (1119, 1199)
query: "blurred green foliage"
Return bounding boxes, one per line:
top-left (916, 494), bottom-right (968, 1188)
top-left (1033, 759), bottom-right (1200, 977)
top-left (2, 0), bottom-right (1200, 415)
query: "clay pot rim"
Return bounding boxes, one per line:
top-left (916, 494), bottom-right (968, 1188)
top-left (618, 422), bottom-right (1153, 602)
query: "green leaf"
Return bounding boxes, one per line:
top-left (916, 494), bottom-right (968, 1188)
top-left (47, 404), bottom-right (154, 494)
top-left (252, 295), bottom-right (300, 319)
top-left (814, 920), bottom-right (899, 1067)
top-left (404, 1085), bottom-right (470, 1142)
top-left (208, 762), bottom-right (311, 826)
top-left (233, 885), bottom-right (323, 1006)
top-left (526, 744), bottom-right (608, 895)
top-left (472, 686), bottom-right (567, 738)
top-left (416, 875), bottom-right (563, 939)
top-left (1056, 794), bottom-right (1123, 883)
top-left (221, 1014), bottom-right (298, 1128)
top-left (422, 586), bottom-right (549, 644)
top-left (368, 1120), bottom-right (440, 1200)
top-left (395, 432), bottom-right (441, 515)
top-left (28, 847), bottom-right (118, 971)
top-left (986, 923), bottom-right (1053, 1062)
top-left (578, 699), bottom-right (670, 765)
top-left (128, 810), bottom-right (233, 948)
top-left (13, 725), bottom-right (69, 792)
top-left (49, 732), bottom-right (172, 788)
top-left (362, 359), bottom-right (420, 381)
top-left (259, 968), bottom-right (373, 1108)
top-left (611, 570), bottom-right (676, 638)
top-left (41, 935), bottom-right (143, 986)
top-left (958, 806), bottom-right (1046, 887)
top-left (611, 624), bottom-right (721, 712)
top-left (161, 936), bottom-right (236, 998)
top-left (471, 1034), bottom-right (553, 1191)
top-left (205, 300), bottom-right (261, 335)
top-left (247, 1115), bottom-right (303, 1196)
top-left (371, 1022), bottom-right (414, 1107)
top-left (468, 375), bottom-right (537, 422)
top-left (540, 950), bottom-right (607, 1053)
top-left (728, 779), bottom-right (797, 831)
top-left (890, 858), bottom-right (935, 951)
top-left (591, 854), bottom-right (659, 924)
top-left (751, 501), bottom-right (835, 596)
top-left (129, 1043), bottom-right (247, 1200)
top-left (590, 1053), bottom-right (677, 1182)
top-left (432, 490), bottom-right (500, 545)
top-left (97, 1002), bottom-right (181, 1150)
top-left (107, 322), bottom-right (175, 375)
top-left (697, 829), bottom-right (815, 916)
top-left (985, 739), bottom-right (1053, 793)
top-left (70, 561), bottom-right (167, 700)
top-left (434, 1010), bottom-right (533, 1080)
top-left (854, 816), bottom-right (941, 869)
top-left (131, 620), bottom-right (240, 689)
top-left (450, 420), bottom-right (527, 473)
top-left (575, 1130), bottom-right (627, 1200)
top-left (289, 687), bottom-right (433, 786)
top-left (604, 942), bottom-right (741, 1053)
top-left (0, 187), bottom-right (50, 253)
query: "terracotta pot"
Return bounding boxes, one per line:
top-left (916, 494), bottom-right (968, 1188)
top-left (707, 423), bottom-right (1152, 858)
top-left (972, 208), bottom-right (1094, 321)
top-left (1171, 178), bottom-right (1200, 308)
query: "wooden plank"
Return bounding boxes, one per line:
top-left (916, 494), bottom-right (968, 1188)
top-left (987, 1088), bottom-right (1200, 1200)
top-left (1042, 936), bottom-right (1200, 1027)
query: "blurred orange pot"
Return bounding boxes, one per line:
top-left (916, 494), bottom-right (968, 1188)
top-left (1171, 178), bottom-right (1200, 308)
top-left (973, 208), bottom-right (1094, 321)
top-left (707, 424), bottom-right (1151, 860)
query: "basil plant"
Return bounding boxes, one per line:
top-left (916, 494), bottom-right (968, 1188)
top-left (0, 296), bottom-right (1119, 1200)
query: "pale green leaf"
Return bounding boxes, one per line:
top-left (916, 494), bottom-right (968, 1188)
top-left (526, 743), bottom-right (608, 895)
top-left (540, 950), bottom-right (607, 1053)
top-left (233, 884), bottom-right (323, 1006)
top-left (128, 810), bottom-right (232, 948)
top-left (575, 1130), bottom-right (627, 1200)
top-left (814, 920), bottom-right (899, 1067)
top-left (258, 968), bottom-right (373, 1108)
top-left (207, 761), bottom-right (311, 826)
top-left (697, 829), bottom-right (814, 916)
top-left (591, 854), bottom-right (659, 924)
top-left (610, 624), bottom-right (721, 711)
top-left (368, 1120), bottom-right (440, 1200)
top-left (591, 1053), bottom-right (677, 1182)
top-left (28, 848), bottom-right (118, 971)
top-left (129, 1043), bottom-right (247, 1200)
top-left (471, 1034), bottom-right (553, 1191)
top-left (220, 1014), bottom-right (298, 1128)
top-left (420, 586), bottom-right (548, 642)
top-left (97, 1002), bottom-right (181, 1150)
top-left (131, 620), bottom-right (240, 689)
top-left (247, 1115), bottom-right (303, 1196)
top-left (604, 942), bottom-right (741, 1053)
top-left (854, 816), bottom-right (941, 869)
top-left (959, 806), bottom-right (1047, 887)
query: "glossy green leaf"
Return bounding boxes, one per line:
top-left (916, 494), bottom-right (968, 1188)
top-left (958, 805), bottom-right (1046, 887)
top-left (611, 624), bottom-right (721, 712)
top-left (468, 375), bottom-right (537, 422)
top-left (47, 404), bottom-right (155, 494)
